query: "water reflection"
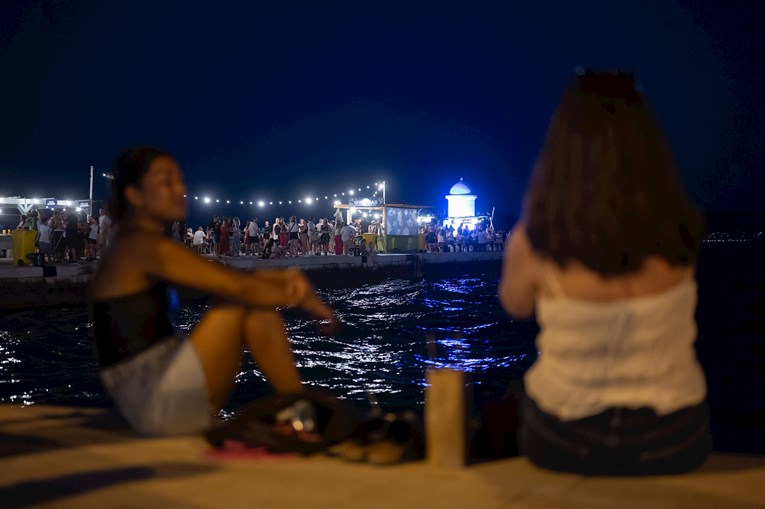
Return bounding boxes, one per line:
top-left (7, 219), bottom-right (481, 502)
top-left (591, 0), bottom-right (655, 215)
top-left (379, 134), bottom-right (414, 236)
top-left (0, 276), bottom-right (538, 411)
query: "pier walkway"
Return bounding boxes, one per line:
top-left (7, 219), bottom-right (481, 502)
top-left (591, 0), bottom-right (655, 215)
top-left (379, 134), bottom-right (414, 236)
top-left (1, 405), bottom-right (764, 509)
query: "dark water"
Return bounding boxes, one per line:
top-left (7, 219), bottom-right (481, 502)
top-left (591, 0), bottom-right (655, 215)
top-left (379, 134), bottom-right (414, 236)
top-left (0, 273), bottom-right (537, 411)
top-left (1, 242), bottom-right (764, 454)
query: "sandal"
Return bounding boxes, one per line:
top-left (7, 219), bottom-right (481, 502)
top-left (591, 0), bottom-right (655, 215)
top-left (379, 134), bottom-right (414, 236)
top-left (326, 411), bottom-right (423, 465)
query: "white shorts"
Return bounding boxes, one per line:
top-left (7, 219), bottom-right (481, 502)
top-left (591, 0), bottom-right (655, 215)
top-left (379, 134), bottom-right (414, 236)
top-left (100, 337), bottom-right (212, 436)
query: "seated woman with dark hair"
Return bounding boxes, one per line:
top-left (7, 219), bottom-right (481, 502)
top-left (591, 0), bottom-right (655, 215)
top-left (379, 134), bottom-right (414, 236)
top-left (91, 147), bottom-right (336, 435)
top-left (499, 71), bottom-right (710, 475)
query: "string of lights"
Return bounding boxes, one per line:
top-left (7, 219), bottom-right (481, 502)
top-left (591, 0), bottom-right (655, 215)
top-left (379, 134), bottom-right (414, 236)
top-left (103, 173), bottom-right (386, 209)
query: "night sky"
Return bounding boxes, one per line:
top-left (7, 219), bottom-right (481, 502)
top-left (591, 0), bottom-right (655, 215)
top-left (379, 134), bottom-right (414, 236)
top-left (1, 0), bottom-right (763, 227)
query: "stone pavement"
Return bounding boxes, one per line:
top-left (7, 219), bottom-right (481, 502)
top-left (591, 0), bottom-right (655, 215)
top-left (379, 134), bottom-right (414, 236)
top-left (2, 405), bottom-right (764, 509)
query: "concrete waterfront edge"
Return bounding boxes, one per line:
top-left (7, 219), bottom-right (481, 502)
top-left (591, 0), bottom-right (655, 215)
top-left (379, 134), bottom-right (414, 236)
top-left (0, 251), bottom-right (503, 310)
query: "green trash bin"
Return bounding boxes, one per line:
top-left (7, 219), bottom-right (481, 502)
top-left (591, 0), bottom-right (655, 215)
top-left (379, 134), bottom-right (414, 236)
top-left (12, 229), bottom-right (37, 266)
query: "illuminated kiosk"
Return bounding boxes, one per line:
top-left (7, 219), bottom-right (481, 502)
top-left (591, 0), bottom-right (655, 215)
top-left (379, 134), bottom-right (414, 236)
top-left (335, 198), bottom-right (432, 253)
top-left (443, 178), bottom-right (483, 230)
top-left (0, 197), bottom-right (93, 262)
top-left (0, 197), bottom-right (93, 233)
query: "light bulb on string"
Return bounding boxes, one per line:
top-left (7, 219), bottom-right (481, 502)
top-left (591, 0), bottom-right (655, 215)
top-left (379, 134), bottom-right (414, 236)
top-left (183, 180), bottom-right (384, 210)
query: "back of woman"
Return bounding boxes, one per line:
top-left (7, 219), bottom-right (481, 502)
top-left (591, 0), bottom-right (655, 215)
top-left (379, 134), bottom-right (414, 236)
top-left (499, 70), bottom-right (710, 475)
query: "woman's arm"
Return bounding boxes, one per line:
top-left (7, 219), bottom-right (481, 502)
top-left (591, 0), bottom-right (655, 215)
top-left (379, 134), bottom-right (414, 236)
top-left (127, 233), bottom-right (335, 328)
top-left (498, 224), bottom-right (540, 319)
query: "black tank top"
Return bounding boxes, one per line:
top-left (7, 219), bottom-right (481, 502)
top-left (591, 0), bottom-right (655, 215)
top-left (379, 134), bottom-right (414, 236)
top-left (91, 282), bottom-right (175, 368)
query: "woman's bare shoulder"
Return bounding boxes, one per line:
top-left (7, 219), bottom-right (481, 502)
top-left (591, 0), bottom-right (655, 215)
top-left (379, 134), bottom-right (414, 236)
top-left (91, 234), bottom-right (156, 299)
top-left (552, 256), bottom-right (693, 301)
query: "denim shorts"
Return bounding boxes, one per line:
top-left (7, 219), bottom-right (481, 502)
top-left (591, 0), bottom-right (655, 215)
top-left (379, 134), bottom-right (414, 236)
top-left (519, 394), bottom-right (711, 475)
top-left (100, 337), bottom-right (212, 436)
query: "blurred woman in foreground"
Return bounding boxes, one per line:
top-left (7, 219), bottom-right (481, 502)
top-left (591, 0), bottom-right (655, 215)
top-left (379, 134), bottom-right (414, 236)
top-left (499, 71), bottom-right (710, 475)
top-left (90, 147), bottom-right (336, 435)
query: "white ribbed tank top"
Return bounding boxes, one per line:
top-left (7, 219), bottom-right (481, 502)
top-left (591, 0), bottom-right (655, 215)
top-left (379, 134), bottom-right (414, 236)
top-left (524, 265), bottom-right (707, 421)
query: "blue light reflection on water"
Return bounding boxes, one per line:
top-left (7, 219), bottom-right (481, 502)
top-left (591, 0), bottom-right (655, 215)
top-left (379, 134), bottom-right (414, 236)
top-left (0, 275), bottom-right (539, 412)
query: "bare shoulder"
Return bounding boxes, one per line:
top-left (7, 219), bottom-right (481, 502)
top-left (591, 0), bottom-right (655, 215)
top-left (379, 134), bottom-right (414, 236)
top-left (505, 224), bottom-right (541, 267)
top-left (553, 256), bottom-right (694, 301)
top-left (91, 232), bottom-right (158, 299)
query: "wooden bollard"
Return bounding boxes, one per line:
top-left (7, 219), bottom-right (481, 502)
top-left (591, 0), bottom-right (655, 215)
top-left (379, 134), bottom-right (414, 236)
top-left (425, 368), bottom-right (471, 467)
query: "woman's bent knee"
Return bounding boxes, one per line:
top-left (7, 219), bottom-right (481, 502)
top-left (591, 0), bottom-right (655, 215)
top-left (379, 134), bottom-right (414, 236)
top-left (244, 308), bottom-right (283, 328)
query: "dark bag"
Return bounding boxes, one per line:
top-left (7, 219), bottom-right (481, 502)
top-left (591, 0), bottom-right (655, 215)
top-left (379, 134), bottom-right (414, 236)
top-left (204, 388), bottom-right (360, 455)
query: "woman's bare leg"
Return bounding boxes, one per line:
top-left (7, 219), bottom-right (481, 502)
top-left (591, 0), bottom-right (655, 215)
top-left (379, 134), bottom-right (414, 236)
top-left (242, 309), bottom-right (302, 394)
top-left (189, 305), bottom-right (302, 410)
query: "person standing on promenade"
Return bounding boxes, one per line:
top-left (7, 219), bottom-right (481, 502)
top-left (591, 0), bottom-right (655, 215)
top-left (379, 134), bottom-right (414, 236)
top-left (64, 210), bottom-right (82, 263)
top-left (278, 217), bottom-right (288, 250)
top-left (87, 215), bottom-right (99, 261)
top-left (230, 217), bottom-right (242, 257)
top-left (498, 71), bottom-right (710, 475)
top-left (245, 218), bottom-right (258, 256)
top-left (298, 217), bottom-right (309, 255)
top-left (208, 216), bottom-right (221, 255)
top-left (218, 217), bottom-right (230, 259)
top-left (261, 220), bottom-right (270, 255)
top-left (263, 218), bottom-right (279, 259)
top-left (192, 226), bottom-right (206, 253)
top-left (287, 216), bottom-right (300, 257)
top-left (98, 208), bottom-right (112, 252)
top-left (333, 221), bottom-right (344, 255)
top-left (307, 216), bottom-right (318, 255)
top-left (318, 218), bottom-right (331, 256)
top-left (38, 216), bottom-right (52, 262)
top-left (91, 146), bottom-right (336, 435)
top-left (341, 222), bottom-right (355, 255)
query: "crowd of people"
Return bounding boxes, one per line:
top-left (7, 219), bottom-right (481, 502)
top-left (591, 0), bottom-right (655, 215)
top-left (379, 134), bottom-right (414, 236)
top-left (180, 215), bottom-right (368, 259)
top-left (178, 214), bottom-right (486, 259)
top-left (176, 214), bottom-right (507, 259)
top-left (10, 207), bottom-right (112, 264)
top-left (422, 224), bottom-right (507, 253)
top-left (9, 205), bottom-right (507, 265)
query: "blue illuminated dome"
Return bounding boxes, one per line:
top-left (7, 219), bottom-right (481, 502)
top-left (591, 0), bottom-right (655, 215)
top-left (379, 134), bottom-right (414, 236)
top-left (449, 178), bottom-right (473, 196)
top-left (445, 178), bottom-right (477, 218)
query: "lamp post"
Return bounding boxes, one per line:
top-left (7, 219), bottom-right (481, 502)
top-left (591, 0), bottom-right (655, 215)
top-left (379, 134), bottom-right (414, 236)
top-left (89, 165), bottom-right (94, 216)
